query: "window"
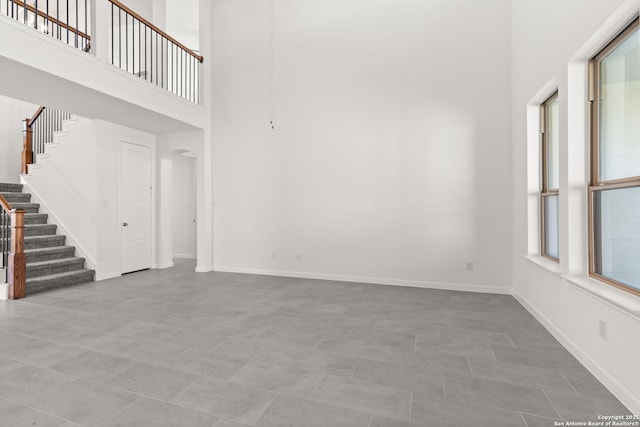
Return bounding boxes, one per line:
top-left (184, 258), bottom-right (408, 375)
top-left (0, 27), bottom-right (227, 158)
top-left (589, 17), bottom-right (640, 295)
top-left (541, 91), bottom-right (560, 261)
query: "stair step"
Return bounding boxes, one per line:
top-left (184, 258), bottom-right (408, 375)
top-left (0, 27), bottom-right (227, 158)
top-left (27, 257), bottom-right (86, 278)
top-left (26, 269), bottom-right (95, 295)
top-left (25, 246), bottom-right (76, 263)
top-left (0, 192), bottom-right (31, 203)
top-left (24, 213), bottom-right (49, 225)
top-left (23, 235), bottom-right (66, 249)
top-left (0, 183), bottom-right (23, 193)
top-left (8, 203), bottom-right (40, 213)
top-left (24, 224), bottom-right (57, 237)
top-left (1, 224), bottom-right (56, 238)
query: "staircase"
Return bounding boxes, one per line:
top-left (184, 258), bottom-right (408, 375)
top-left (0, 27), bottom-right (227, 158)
top-left (0, 182), bottom-right (94, 294)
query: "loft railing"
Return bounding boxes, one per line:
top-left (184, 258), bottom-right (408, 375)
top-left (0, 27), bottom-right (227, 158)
top-left (108, 0), bottom-right (203, 104)
top-left (22, 106), bottom-right (73, 174)
top-left (2, 0), bottom-right (91, 52)
top-left (0, 195), bottom-right (26, 300)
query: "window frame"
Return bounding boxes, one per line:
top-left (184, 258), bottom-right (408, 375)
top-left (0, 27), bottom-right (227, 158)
top-left (540, 91), bottom-right (560, 263)
top-left (588, 16), bottom-right (640, 296)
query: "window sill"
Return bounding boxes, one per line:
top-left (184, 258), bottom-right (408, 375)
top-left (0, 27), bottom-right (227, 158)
top-left (522, 255), bottom-right (640, 319)
top-left (560, 274), bottom-right (640, 320)
top-left (523, 255), bottom-right (562, 277)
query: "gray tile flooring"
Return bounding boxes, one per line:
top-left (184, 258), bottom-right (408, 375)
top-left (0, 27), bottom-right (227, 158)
top-left (0, 259), bottom-right (632, 426)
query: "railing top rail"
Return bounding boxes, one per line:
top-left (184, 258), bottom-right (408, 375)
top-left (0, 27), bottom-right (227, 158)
top-left (0, 194), bottom-right (13, 213)
top-left (108, 0), bottom-right (204, 63)
top-left (12, 0), bottom-right (92, 40)
top-left (27, 106), bottom-right (46, 127)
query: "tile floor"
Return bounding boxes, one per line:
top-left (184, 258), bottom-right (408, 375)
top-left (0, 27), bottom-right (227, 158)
top-left (0, 260), bottom-right (632, 426)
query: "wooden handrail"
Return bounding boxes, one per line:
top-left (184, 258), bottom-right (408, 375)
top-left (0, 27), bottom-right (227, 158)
top-left (0, 194), bottom-right (13, 213)
top-left (108, 0), bottom-right (204, 63)
top-left (11, 0), bottom-right (92, 40)
top-left (28, 106), bottom-right (46, 127)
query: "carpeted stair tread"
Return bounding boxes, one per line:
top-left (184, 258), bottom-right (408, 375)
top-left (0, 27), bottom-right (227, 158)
top-left (0, 183), bottom-right (23, 192)
top-left (21, 235), bottom-right (66, 249)
top-left (25, 246), bottom-right (76, 262)
top-left (27, 257), bottom-right (86, 278)
top-left (23, 224), bottom-right (57, 237)
top-left (26, 269), bottom-right (95, 294)
top-left (7, 202), bottom-right (40, 213)
top-left (24, 213), bottom-right (49, 225)
top-left (0, 192), bottom-right (31, 203)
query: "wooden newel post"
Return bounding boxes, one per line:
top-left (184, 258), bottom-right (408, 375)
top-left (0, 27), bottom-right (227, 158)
top-left (8, 209), bottom-right (26, 300)
top-left (22, 118), bottom-right (33, 175)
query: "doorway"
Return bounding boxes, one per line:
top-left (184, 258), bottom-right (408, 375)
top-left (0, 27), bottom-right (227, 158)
top-left (121, 142), bottom-right (152, 274)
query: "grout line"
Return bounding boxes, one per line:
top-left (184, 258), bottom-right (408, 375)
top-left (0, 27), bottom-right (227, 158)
top-left (308, 374), bottom-right (325, 401)
top-left (409, 391), bottom-right (413, 422)
top-left (0, 395), bottom-right (83, 427)
top-left (520, 411), bottom-right (530, 427)
top-left (441, 371), bottom-right (446, 399)
top-left (541, 388), bottom-right (563, 420)
top-left (489, 344), bottom-right (498, 361)
top-left (96, 395), bottom-right (142, 427)
top-left (558, 371), bottom-right (579, 395)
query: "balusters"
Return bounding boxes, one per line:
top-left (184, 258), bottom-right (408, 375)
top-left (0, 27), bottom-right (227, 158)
top-left (108, 0), bottom-right (203, 103)
top-left (3, 0), bottom-right (90, 52)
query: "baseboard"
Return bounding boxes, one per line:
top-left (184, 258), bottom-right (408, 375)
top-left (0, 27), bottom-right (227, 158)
top-left (173, 254), bottom-right (196, 260)
top-left (156, 262), bottom-right (174, 269)
top-left (212, 265), bottom-right (511, 295)
top-left (20, 180), bottom-right (97, 270)
top-left (513, 290), bottom-right (640, 415)
top-left (95, 272), bottom-right (120, 281)
top-left (0, 283), bottom-right (8, 300)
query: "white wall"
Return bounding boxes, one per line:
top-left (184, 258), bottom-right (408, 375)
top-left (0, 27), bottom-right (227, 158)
top-left (172, 154), bottom-right (197, 258)
top-left (22, 116), bottom-right (99, 270)
top-left (211, 0), bottom-right (513, 292)
top-left (511, 0), bottom-right (640, 413)
top-left (0, 95), bottom-right (38, 183)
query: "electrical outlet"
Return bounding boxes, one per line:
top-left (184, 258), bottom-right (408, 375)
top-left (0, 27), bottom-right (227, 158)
top-left (272, 252), bottom-right (277, 260)
top-left (296, 254), bottom-right (302, 262)
top-left (599, 319), bottom-right (608, 341)
top-left (466, 262), bottom-right (474, 272)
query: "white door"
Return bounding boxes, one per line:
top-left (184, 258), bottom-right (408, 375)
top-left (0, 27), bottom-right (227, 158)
top-left (121, 142), bottom-right (152, 274)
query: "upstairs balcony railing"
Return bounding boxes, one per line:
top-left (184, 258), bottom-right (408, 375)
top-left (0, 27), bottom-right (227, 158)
top-left (109, 0), bottom-right (203, 104)
top-left (1, 0), bottom-right (203, 104)
top-left (1, 0), bottom-right (91, 52)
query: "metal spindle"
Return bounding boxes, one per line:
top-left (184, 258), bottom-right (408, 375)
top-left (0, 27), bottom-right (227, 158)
top-left (66, 0), bottom-right (69, 44)
top-left (144, 24), bottom-right (147, 80)
top-left (125, 12), bottom-right (128, 72)
top-left (75, 0), bottom-right (78, 48)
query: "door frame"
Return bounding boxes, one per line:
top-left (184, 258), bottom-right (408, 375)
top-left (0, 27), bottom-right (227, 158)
top-left (119, 139), bottom-right (157, 274)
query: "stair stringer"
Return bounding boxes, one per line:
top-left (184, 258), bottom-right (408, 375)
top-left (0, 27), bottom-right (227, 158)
top-left (19, 180), bottom-right (97, 272)
top-left (19, 116), bottom-right (99, 274)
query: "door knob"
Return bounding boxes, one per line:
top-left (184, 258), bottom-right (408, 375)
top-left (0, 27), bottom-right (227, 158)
top-left (123, 222), bottom-right (129, 227)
